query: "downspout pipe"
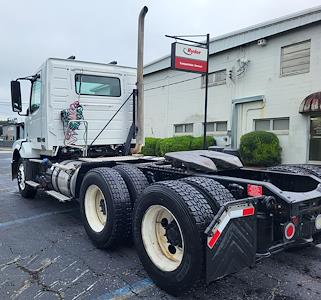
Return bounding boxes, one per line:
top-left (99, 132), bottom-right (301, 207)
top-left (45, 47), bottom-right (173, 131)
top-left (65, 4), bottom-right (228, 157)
top-left (132, 6), bottom-right (148, 154)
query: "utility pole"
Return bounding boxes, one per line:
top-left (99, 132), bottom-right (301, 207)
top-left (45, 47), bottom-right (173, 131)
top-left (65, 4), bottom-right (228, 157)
top-left (203, 33), bottom-right (210, 149)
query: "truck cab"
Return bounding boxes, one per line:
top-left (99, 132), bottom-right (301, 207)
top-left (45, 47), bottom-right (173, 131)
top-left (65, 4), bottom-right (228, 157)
top-left (11, 58), bottom-right (136, 160)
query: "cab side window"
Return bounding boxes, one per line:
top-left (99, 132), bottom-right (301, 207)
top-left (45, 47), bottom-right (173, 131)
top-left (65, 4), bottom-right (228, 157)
top-left (30, 78), bottom-right (41, 114)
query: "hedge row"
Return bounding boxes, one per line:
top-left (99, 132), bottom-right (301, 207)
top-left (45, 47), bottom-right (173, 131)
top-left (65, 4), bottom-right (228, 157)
top-left (143, 131), bottom-right (282, 167)
top-left (142, 136), bottom-right (216, 156)
top-left (239, 131), bottom-right (281, 167)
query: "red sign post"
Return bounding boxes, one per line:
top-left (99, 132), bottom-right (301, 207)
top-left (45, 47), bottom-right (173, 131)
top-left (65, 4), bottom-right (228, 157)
top-left (168, 34), bottom-right (210, 149)
top-left (171, 43), bottom-right (208, 74)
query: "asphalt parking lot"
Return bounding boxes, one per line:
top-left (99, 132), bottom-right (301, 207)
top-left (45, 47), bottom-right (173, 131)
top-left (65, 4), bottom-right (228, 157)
top-left (1, 151), bottom-right (321, 300)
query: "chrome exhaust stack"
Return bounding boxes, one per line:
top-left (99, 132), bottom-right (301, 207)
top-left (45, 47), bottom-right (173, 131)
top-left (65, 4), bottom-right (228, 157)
top-left (132, 6), bottom-right (148, 154)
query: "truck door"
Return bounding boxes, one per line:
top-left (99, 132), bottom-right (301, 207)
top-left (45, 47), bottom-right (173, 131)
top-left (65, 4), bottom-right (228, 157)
top-left (28, 75), bottom-right (43, 149)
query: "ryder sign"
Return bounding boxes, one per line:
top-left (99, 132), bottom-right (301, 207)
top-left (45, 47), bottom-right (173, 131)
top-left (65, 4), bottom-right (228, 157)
top-left (171, 42), bottom-right (208, 74)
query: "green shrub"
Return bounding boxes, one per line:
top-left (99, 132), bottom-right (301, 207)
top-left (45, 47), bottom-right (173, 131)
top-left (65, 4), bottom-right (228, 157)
top-left (240, 131), bottom-right (282, 167)
top-left (141, 137), bottom-right (161, 156)
top-left (154, 139), bottom-right (161, 156)
top-left (142, 136), bottom-right (216, 156)
top-left (190, 136), bottom-right (216, 150)
top-left (159, 136), bottom-right (193, 156)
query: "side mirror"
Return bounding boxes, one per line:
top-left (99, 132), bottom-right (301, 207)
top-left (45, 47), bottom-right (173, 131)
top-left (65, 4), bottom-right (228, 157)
top-left (11, 80), bottom-right (22, 112)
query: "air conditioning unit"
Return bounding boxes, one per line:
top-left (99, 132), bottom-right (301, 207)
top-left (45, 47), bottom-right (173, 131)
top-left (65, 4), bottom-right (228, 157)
top-left (257, 39), bottom-right (267, 47)
top-left (215, 136), bottom-right (230, 147)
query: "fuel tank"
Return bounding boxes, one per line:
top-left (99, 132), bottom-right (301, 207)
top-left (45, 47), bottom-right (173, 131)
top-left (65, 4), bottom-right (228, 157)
top-left (49, 160), bottom-right (82, 198)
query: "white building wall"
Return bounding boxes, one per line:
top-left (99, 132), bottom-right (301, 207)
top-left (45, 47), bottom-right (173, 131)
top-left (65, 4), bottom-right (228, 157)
top-left (144, 23), bottom-right (321, 164)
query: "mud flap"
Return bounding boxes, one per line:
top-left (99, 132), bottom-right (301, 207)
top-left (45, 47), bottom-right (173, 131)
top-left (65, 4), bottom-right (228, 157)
top-left (205, 201), bottom-right (257, 284)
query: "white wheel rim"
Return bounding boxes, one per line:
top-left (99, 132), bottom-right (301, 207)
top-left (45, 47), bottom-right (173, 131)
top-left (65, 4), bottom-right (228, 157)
top-left (18, 163), bottom-right (26, 190)
top-left (141, 205), bottom-right (184, 272)
top-left (84, 185), bottom-right (107, 232)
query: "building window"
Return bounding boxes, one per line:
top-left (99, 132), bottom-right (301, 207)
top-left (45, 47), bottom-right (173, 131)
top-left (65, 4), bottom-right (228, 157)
top-left (280, 40), bottom-right (311, 77)
top-left (273, 118), bottom-right (289, 130)
top-left (75, 74), bottom-right (121, 97)
top-left (174, 123), bottom-right (193, 134)
top-left (205, 121), bottom-right (228, 132)
top-left (201, 69), bottom-right (226, 88)
top-left (255, 119), bottom-right (270, 131)
top-left (254, 118), bottom-right (289, 132)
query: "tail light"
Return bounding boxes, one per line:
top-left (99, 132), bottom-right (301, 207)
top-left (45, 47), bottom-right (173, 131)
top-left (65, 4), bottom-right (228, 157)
top-left (247, 184), bottom-right (263, 197)
top-left (284, 222), bottom-right (295, 240)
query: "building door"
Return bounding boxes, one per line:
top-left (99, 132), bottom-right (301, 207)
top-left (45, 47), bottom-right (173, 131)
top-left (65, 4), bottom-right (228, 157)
top-left (309, 116), bottom-right (321, 163)
top-left (235, 100), bottom-right (264, 148)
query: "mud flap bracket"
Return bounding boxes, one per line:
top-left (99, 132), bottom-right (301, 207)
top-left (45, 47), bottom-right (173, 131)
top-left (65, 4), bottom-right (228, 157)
top-left (205, 200), bottom-right (258, 284)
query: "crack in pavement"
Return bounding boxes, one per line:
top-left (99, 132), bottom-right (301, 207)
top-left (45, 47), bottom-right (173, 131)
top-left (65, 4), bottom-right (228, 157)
top-left (0, 256), bottom-right (22, 271)
top-left (59, 248), bottom-right (150, 299)
top-left (10, 257), bottom-right (64, 300)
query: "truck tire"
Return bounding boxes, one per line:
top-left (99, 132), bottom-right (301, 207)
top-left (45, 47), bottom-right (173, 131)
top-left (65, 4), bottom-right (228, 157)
top-left (17, 159), bottom-right (37, 199)
top-left (181, 176), bottom-right (235, 213)
top-left (79, 167), bottom-right (132, 249)
top-left (133, 180), bottom-right (214, 295)
top-left (113, 165), bottom-right (149, 205)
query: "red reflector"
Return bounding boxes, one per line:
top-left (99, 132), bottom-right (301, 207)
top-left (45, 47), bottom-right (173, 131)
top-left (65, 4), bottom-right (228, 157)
top-left (285, 223), bottom-right (295, 240)
top-left (247, 184), bottom-right (263, 197)
top-left (208, 230), bottom-right (221, 249)
top-left (243, 207), bottom-right (255, 216)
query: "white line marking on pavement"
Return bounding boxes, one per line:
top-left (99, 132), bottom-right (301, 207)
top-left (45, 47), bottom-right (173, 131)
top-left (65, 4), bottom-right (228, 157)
top-left (0, 209), bottom-right (76, 230)
top-left (60, 260), bottom-right (78, 273)
top-left (0, 279), bottom-right (9, 287)
top-left (71, 269), bottom-right (89, 283)
top-left (72, 281), bottom-right (98, 300)
top-left (10, 279), bottom-right (32, 299)
top-left (86, 281), bottom-right (98, 291)
top-left (26, 255), bottom-right (38, 266)
top-left (0, 256), bottom-right (21, 271)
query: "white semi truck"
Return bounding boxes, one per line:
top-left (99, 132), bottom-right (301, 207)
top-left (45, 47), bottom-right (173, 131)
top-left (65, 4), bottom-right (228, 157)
top-left (9, 6), bottom-right (321, 296)
top-left (11, 58), bottom-right (138, 199)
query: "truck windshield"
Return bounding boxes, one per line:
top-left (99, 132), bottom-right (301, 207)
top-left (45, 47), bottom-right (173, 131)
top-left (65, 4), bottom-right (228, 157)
top-left (75, 74), bottom-right (121, 97)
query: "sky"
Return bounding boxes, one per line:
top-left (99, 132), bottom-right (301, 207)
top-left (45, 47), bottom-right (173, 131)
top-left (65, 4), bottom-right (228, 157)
top-left (1, 0), bottom-right (321, 119)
